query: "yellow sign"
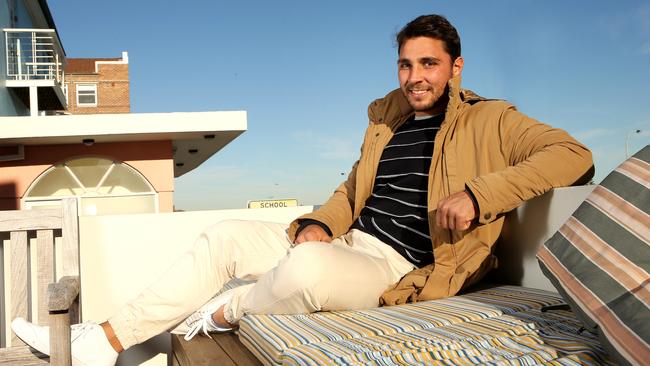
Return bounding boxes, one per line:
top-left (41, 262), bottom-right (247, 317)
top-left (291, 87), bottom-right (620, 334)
top-left (247, 199), bottom-right (298, 209)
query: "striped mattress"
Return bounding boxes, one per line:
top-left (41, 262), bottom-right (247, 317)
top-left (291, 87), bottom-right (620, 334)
top-left (238, 285), bottom-right (613, 365)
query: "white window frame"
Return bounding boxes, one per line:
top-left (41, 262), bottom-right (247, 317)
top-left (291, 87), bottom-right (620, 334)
top-left (22, 158), bottom-right (160, 215)
top-left (63, 82), bottom-right (69, 102)
top-left (76, 83), bottom-right (97, 107)
top-left (23, 192), bottom-right (159, 216)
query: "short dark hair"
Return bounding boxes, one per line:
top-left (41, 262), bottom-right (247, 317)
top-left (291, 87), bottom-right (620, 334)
top-left (396, 14), bottom-right (461, 61)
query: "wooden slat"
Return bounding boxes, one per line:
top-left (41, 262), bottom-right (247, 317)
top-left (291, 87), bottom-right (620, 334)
top-left (60, 199), bottom-right (79, 278)
top-left (0, 346), bottom-right (48, 365)
top-left (211, 333), bottom-right (261, 366)
top-left (0, 209), bottom-right (61, 232)
top-left (68, 300), bottom-right (80, 326)
top-left (49, 312), bottom-right (71, 366)
top-left (172, 334), bottom-right (238, 366)
top-left (172, 352), bottom-right (181, 366)
top-left (36, 230), bottom-right (54, 326)
top-left (10, 231), bottom-right (28, 347)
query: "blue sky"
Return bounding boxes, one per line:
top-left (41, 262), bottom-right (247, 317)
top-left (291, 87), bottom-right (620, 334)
top-left (48, 1), bottom-right (649, 210)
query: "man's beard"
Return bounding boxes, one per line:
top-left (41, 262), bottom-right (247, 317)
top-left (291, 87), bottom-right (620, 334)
top-left (404, 83), bottom-right (448, 113)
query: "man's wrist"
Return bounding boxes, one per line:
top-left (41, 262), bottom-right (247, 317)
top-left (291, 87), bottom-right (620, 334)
top-left (295, 219), bottom-right (332, 237)
top-left (464, 188), bottom-right (479, 218)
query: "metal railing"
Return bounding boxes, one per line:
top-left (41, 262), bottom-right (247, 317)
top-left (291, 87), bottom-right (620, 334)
top-left (3, 28), bottom-right (65, 84)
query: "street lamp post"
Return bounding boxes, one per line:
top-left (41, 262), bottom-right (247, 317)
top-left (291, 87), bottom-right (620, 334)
top-left (625, 129), bottom-right (642, 158)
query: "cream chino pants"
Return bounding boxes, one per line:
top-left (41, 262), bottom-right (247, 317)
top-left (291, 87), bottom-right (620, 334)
top-left (108, 220), bottom-right (415, 348)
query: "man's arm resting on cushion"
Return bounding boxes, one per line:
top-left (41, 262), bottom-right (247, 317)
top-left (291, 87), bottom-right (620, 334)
top-left (467, 106), bottom-right (594, 224)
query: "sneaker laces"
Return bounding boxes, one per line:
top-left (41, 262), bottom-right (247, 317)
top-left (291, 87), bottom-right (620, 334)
top-left (183, 311), bottom-right (213, 341)
top-left (70, 322), bottom-right (97, 343)
top-left (182, 290), bottom-right (236, 341)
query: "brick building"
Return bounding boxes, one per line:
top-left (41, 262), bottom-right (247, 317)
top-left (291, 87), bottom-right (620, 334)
top-left (63, 51), bottom-right (130, 114)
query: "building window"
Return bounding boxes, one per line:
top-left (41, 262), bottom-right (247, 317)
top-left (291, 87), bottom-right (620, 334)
top-left (23, 157), bottom-right (158, 216)
top-left (76, 84), bottom-right (97, 107)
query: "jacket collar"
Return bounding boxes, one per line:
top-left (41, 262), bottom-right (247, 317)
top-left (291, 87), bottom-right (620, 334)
top-left (368, 76), bottom-right (483, 128)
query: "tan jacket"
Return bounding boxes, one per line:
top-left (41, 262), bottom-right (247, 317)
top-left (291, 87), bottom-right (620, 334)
top-left (288, 76), bottom-right (594, 305)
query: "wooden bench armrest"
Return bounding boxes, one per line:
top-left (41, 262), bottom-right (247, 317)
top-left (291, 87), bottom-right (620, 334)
top-left (47, 276), bottom-right (79, 365)
top-left (47, 276), bottom-right (80, 312)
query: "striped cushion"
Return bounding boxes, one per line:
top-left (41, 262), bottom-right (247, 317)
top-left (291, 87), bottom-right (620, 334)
top-left (538, 145), bottom-right (650, 366)
top-left (239, 286), bottom-right (612, 365)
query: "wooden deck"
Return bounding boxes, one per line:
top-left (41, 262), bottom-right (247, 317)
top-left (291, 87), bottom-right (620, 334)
top-left (171, 333), bottom-right (261, 366)
top-left (0, 346), bottom-right (49, 365)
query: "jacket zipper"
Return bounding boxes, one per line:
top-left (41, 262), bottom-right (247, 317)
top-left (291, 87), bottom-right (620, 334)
top-left (440, 120), bottom-right (459, 273)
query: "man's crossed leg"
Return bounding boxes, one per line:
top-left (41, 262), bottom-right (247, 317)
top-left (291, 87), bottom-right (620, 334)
top-left (12, 220), bottom-right (413, 366)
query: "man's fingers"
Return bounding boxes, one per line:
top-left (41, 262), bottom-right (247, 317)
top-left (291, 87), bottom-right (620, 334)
top-left (436, 205), bottom-right (446, 229)
top-left (456, 216), bottom-right (470, 231)
top-left (307, 232), bottom-right (332, 243)
top-left (294, 225), bottom-right (333, 245)
top-left (295, 232), bottom-right (313, 244)
top-left (436, 190), bottom-right (478, 231)
top-left (450, 212), bottom-right (459, 231)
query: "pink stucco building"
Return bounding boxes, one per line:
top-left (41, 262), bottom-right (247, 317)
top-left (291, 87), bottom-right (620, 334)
top-left (0, 111), bottom-right (246, 214)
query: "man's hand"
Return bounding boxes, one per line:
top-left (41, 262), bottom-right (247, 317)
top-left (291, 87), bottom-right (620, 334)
top-left (436, 190), bottom-right (478, 231)
top-left (294, 224), bottom-right (333, 245)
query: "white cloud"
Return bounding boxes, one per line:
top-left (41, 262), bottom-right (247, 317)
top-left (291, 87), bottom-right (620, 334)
top-left (291, 130), bottom-right (359, 160)
top-left (640, 43), bottom-right (650, 55)
top-left (574, 128), bottom-right (610, 141)
top-left (318, 139), bottom-right (358, 159)
top-left (573, 126), bottom-right (649, 144)
top-left (175, 165), bottom-right (246, 186)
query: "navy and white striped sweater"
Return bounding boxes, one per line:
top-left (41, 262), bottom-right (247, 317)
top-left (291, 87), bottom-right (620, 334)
top-left (351, 114), bottom-right (442, 266)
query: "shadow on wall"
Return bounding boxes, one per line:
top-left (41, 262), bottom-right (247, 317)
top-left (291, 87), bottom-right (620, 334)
top-left (0, 182), bottom-right (18, 210)
top-left (487, 186), bottom-right (595, 290)
top-left (493, 191), bottom-right (553, 285)
top-left (0, 182), bottom-right (14, 348)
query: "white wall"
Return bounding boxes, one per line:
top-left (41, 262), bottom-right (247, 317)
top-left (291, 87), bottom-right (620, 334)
top-left (493, 185), bottom-right (595, 290)
top-left (79, 206), bottom-right (313, 366)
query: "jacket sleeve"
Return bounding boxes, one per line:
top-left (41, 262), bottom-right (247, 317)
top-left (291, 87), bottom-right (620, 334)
top-left (288, 158), bottom-right (360, 241)
top-left (466, 104), bottom-right (594, 224)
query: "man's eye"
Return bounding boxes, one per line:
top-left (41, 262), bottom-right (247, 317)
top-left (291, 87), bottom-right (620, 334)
top-left (399, 63), bottom-right (411, 69)
top-left (424, 62), bottom-right (437, 68)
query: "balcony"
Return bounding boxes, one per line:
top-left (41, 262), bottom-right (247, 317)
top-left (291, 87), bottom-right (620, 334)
top-left (3, 28), bottom-right (67, 114)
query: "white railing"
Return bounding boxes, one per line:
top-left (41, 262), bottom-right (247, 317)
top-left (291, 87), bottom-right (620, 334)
top-left (3, 28), bottom-right (65, 84)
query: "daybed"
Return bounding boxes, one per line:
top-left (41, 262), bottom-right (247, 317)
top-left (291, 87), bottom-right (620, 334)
top-left (172, 185), bottom-right (615, 366)
top-left (177, 145), bottom-right (650, 366)
top-left (10, 147), bottom-right (648, 365)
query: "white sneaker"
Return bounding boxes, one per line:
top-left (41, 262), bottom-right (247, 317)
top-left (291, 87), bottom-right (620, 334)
top-left (174, 289), bottom-right (236, 341)
top-left (11, 318), bottom-right (118, 366)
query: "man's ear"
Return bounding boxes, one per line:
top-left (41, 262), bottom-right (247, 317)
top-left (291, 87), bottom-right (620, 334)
top-left (452, 56), bottom-right (464, 77)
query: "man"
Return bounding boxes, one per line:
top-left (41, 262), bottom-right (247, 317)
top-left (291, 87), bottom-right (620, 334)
top-left (12, 14), bottom-right (593, 365)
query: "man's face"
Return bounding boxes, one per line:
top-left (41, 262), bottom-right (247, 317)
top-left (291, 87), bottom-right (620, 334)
top-left (398, 37), bottom-right (463, 116)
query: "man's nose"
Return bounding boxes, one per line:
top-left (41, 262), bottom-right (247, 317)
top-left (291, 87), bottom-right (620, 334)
top-left (408, 65), bottom-right (424, 82)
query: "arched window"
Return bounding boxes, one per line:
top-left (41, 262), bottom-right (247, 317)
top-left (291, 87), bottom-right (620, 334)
top-left (23, 157), bottom-right (158, 216)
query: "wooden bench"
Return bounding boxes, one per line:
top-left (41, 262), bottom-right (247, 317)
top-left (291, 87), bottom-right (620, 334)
top-left (0, 198), bottom-right (80, 366)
